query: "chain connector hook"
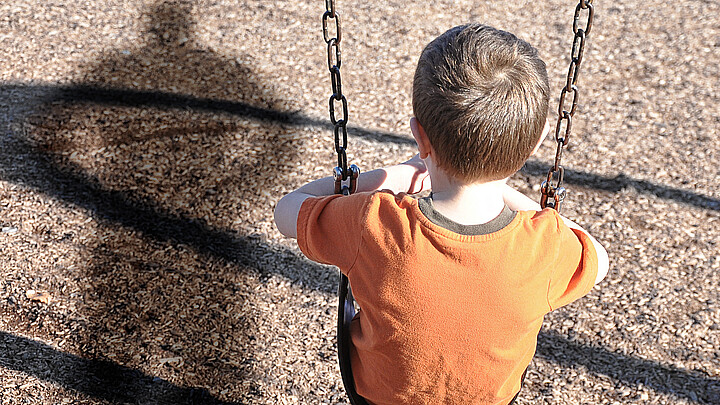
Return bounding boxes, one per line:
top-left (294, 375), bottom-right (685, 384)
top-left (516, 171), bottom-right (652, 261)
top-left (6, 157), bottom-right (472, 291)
top-left (334, 165), bottom-right (360, 195)
top-left (348, 164), bottom-right (360, 194)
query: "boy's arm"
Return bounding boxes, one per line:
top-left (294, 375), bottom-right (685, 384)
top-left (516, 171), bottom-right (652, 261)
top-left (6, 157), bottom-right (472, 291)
top-left (274, 154), bottom-right (430, 239)
top-left (502, 184), bottom-right (609, 285)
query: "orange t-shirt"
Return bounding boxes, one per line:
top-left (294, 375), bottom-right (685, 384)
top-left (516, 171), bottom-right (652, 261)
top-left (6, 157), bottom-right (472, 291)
top-left (297, 191), bottom-right (598, 405)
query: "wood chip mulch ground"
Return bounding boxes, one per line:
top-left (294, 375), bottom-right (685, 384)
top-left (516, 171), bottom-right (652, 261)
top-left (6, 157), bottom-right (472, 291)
top-left (1, 0), bottom-right (718, 404)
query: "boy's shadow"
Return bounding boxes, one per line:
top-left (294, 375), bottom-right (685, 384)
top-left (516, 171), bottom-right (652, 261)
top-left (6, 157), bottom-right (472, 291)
top-left (18, 0), bottom-right (335, 402)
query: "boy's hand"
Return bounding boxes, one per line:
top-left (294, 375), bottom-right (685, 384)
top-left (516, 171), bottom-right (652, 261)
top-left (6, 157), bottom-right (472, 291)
top-left (401, 154), bottom-right (431, 194)
top-left (275, 153), bottom-right (431, 238)
top-left (402, 153), bottom-right (426, 167)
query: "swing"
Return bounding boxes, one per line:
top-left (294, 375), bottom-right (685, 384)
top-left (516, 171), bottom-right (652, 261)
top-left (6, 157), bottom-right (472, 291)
top-left (318, 1), bottom-right (595, 403)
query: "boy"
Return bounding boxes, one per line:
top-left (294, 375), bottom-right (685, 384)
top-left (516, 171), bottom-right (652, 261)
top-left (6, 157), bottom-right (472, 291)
top-left (274, 24), bottom-right (609, 405)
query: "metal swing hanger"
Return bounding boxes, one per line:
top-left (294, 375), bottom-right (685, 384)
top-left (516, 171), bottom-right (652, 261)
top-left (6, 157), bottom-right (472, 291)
top-left (540, 0), bottom-right (595, 212)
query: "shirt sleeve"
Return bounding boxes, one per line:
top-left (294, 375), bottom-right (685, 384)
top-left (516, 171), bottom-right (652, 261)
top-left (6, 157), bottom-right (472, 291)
top-left (296, 192), bottom-right (370, 273)
top-left (547, 218), bottom-right (599, 310)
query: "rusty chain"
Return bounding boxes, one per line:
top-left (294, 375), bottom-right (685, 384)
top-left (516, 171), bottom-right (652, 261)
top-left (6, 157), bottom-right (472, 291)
top-left (323, 0), bottom-right (359, 196)
top-left (540, 0), bottom-right (594, 211)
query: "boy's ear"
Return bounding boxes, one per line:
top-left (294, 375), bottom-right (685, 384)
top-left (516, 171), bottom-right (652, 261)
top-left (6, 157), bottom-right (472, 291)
top-left (531, 119), bottom-right (551, 156)
top-left (410, 117), bottom-right (432, 159)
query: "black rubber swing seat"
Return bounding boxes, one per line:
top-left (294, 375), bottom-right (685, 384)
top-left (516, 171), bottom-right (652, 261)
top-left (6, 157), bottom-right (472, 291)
top-left (337, 273), bottom-right (370, 405)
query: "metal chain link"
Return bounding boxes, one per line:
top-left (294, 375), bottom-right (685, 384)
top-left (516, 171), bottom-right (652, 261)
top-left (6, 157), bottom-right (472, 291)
top-left (540, 0), bottom-right (595, 211)
top-left (323, 0), bottom-right (359, 196)
top-left (322, 6), bottom-right (365, 404)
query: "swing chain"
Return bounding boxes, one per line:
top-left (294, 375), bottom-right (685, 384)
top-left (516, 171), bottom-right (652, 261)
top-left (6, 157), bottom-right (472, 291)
top-left (540, 0), bottom-right (594, 211)
top-left (323, 0), bottom-right (359, 195)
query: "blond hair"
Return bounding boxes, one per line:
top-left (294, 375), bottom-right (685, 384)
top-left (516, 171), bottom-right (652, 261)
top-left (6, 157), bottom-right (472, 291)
top-left (413, 24), bottom-right (550, 182)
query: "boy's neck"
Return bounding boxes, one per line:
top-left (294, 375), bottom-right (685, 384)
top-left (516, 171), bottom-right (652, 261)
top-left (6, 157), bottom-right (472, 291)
top-left (429, 170), bottom-right (507, 226)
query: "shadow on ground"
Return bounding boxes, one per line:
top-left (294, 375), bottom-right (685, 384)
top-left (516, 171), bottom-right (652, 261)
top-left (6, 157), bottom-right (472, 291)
top-left (537, 330), bottom-right (720, 403)
top-left (0, 0), bottom-right (718, 403)
top-left (0, 331), bottom-right (232, 404)
top-left (1, 0), bottom-right (333, 402)
top-left (520, 161), bottom-right (720, 211)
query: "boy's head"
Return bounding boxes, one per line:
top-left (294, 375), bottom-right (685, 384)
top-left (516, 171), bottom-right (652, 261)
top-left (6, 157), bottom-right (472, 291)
top-left (412, 24), bottom-right (550, 182)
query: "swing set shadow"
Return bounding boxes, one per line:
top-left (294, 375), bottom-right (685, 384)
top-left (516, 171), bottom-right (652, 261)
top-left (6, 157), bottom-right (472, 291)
top-left (536, 330), bottom-right (720, 402)
top-left (3, 82), bottom-right (717, 212)
top-left (1, 0), bottom-right (718, 401)
top-left (1, 81), bottom-right (718, 404)
top-left (0, 331), bottom-right (236, 405)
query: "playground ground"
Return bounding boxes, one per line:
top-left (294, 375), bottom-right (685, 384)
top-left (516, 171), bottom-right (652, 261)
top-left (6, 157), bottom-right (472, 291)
top-left (0, 0), bottom-right (718, 403)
